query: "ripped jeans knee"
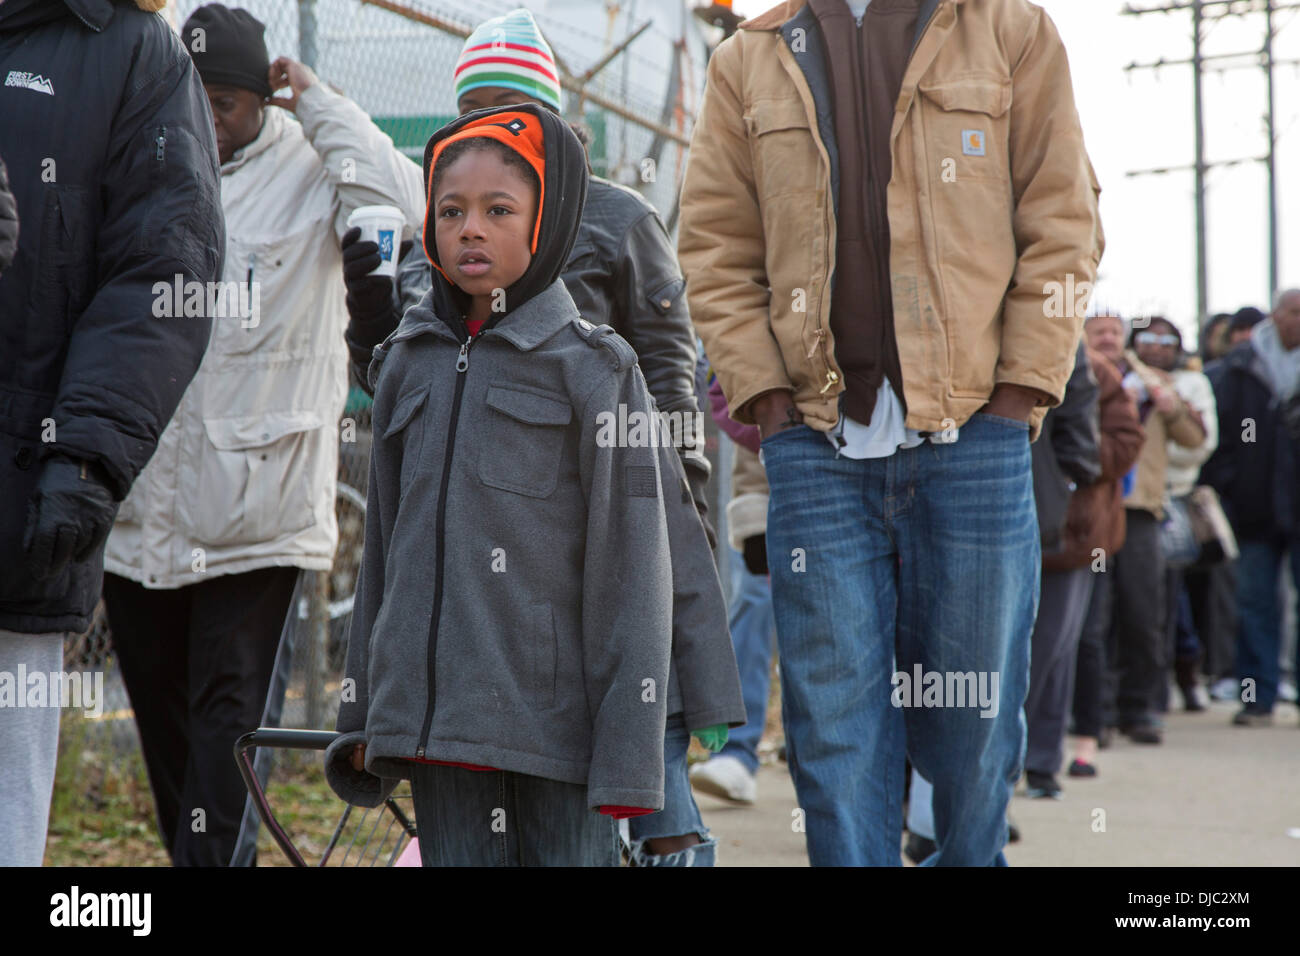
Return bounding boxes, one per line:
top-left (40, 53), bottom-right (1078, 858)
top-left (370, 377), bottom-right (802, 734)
top-left (628, 830), bottom-right (718, 867)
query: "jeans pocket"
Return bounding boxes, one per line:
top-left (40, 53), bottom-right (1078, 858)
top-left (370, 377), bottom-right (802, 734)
top-left (971, 412), bottom-right (1029, 432)
top-left (759, 423), bottom-right (812, 447)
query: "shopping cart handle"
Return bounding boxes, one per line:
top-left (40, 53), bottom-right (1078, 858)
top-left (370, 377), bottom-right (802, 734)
top-left (234, 728), bottom-right (341, 866)
top-left (237, 728), bottom-right (340, 753)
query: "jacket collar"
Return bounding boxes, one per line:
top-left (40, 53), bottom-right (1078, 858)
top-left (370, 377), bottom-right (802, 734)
top-left (397, 279), bottom-right (579, 352)
top-left (1223, 340), bottom-right (1276, 393)
top-left (221, 106), bottom-right (288, 173)
top-left (64, 0), bottom-right (114, 30)
top-left (741, 0), bottom-right (962, 33)
top-left (1, 1), bottom-right (166, 33)
top-left (0, 0), bottom-right (107, 30)
top-left (488, 279), bottom-right (580, 351)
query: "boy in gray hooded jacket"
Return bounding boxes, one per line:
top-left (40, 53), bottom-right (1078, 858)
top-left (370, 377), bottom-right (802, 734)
top-left (324, 105), bottom-right (676, 865)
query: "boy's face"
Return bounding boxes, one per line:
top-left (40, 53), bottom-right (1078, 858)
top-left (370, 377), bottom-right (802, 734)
top-left (433, 149), bottom-right (538, 297)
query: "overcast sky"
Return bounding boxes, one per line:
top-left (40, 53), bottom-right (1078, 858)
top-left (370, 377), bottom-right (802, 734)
top-left (730, 0), bottom-right (1300, 344)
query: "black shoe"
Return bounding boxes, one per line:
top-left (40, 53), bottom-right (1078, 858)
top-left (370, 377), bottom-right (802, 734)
top-left (1023, 771), bottom-right (1062, 799)
top-left (1232, 709), bottom-right (1273, 727)
top-left (1067, 759), bottom-right (1097, 778)
top-left (1120, 723), bottom-right (1163, 744)
top-left (1175, 657), bottom-right (1207, 711)
top-left (1179, 683), bottom-right (1207, 712)
top-left (1007, 815), bottom-right (1021, 844)
top-left (904, 832), bottom-right (936, 865)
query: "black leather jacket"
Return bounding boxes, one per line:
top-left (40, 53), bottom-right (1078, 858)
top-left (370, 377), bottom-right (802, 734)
top-left (1033, 341), bottom-right (1102, 552)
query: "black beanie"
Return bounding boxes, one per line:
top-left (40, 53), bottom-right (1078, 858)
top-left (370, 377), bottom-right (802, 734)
top-left (182, 4), bottom-right (272, 99)
top-left (1229, 306), bottom-right (1266, 333)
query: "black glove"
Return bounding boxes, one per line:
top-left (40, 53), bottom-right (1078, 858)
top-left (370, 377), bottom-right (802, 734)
top-left (341, 225), bottom-right (391, 315)
top-left (23, 456), bottom-right (118, 581)
top-left (742, 534), bottom-right (768, 576)
top-left (0, 155), bottom-right (18, 276)
top-left (341, 225), bottom-right (399, 355)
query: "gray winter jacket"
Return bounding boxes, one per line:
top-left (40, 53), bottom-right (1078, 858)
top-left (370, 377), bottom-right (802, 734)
top-left (325, 279), bottom-right (677, 811)
top-left (656, 436), bottom-right (746, 732)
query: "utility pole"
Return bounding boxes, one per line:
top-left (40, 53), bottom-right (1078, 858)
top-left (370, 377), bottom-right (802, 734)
top-left (1123, 0), bottom-right (1300, 325)
top-left (1265, 0), bottom-right (1279, 295)
top-left (1193, 0), bottom-right (1207, 325)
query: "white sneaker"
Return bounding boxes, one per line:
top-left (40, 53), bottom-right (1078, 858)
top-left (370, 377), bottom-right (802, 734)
top-left (1209, 677), bottom-right (1241, 702)
top-left (689, 755), bottom-right (757, 805)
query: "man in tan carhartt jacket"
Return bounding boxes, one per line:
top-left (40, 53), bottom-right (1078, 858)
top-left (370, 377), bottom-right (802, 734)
top-left (679, 0), bottom-right (1102, 865)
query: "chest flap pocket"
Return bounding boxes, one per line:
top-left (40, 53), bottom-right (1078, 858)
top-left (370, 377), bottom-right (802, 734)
top-left (745, 99), bottom-right (820, 200)
top-left (477, 384), bottom-right (573, 499)
top-left (917, 76), bottom-right (1012, 183)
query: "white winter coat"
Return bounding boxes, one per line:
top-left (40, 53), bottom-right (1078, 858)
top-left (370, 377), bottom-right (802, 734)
top-left (105, 84), bottom-right (424, 588)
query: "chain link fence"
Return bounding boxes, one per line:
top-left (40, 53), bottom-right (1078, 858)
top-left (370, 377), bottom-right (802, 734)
top-left (168, 0), bottom-right (708, 223)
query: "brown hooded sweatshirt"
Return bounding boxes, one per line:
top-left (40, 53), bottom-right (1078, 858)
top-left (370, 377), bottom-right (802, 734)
top-left (808, 0), bottom-right (920, 425)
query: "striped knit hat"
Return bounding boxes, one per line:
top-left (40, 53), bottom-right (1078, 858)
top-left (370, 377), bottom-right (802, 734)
top-left (454, 9), bottom-right (563, 113)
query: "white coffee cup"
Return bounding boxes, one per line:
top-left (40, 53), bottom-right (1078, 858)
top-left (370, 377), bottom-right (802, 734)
top-left (346, 204), bottom-right (405, 278)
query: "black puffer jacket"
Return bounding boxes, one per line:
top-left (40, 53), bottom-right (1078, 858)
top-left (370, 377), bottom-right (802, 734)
top-left (1202, 342), bottom-right (1299, 541)
top-left (0, 0), bottom-right (224, 633)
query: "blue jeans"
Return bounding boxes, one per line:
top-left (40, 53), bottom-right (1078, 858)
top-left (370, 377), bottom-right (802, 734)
top-left (761, 415), bottom-right (1038, 866)
top-left (906, 768), bottom-right (935, 841)
top-left (408, 763), bottom-right (620, 866)
top-left (715, 550), bottom-right (776, 774)
top-left (627, 713), bottom-right (716, 866)
top-left (1235, 537), bottom-right (1300, 714)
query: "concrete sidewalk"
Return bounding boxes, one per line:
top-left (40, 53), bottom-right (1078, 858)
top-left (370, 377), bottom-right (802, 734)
top-left (698, 699), bottom-right (1300, 866)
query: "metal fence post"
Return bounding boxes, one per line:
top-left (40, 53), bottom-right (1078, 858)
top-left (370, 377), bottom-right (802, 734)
top-left (298, 0), bottom-right (318, 70)
top-left (303, 569), bottom-right (331, 730)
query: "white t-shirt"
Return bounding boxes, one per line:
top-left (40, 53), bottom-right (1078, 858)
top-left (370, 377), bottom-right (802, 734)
top-left (823, 378), bottom-right (935, 460)
top-left (847, 0), bottom-right (871, 19)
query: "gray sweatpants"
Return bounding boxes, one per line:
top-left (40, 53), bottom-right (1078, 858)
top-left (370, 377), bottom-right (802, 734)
top-left (0, 629), bottom-right (64, 866)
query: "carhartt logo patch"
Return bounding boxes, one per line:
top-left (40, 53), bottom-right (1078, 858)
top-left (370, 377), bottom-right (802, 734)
top-left (625, 465), bottom-right (658, 498)
top-left (5, 70), bottom-right (54, 95)
top-left (962, 129), bottom-right (985, 157)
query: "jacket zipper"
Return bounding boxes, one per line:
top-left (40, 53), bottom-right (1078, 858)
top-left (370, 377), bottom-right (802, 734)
top-left (155, 127), bottom-right (166, 162)
top-left (858, 17), bottom-right (891, 401)
top-left (414, 333), bottom-right (476, 758)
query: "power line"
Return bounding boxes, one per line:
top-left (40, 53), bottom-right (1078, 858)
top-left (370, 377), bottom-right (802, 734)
top-left (1124, 0), bottom-right (1293, 321)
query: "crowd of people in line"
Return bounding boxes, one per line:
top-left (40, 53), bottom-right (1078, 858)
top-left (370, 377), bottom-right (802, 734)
top-left (0, 0), bottom-right (1295, 868)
